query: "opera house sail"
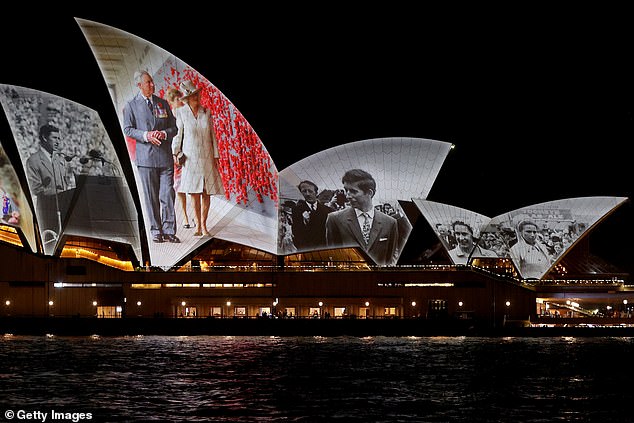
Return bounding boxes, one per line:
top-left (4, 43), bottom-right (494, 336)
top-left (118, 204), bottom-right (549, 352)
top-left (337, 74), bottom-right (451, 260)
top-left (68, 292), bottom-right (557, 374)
top-left (76, 18), bottom-right (278, 268)
top-left (0, 84), bottom-right (141, 260)
top-left (280, 137), bottom-right (452, 265)
top-left (414, 197), bottom-right (628, 280)
top-left (483, 197), bottom-right (628, 280)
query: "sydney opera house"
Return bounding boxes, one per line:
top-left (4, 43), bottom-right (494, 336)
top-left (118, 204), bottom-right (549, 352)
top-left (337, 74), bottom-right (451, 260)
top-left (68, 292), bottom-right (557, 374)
top-left (0, 19), bottom-right (631, 331)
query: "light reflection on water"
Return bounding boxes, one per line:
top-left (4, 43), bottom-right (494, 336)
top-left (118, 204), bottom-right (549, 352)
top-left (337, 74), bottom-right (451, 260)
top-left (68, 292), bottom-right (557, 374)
top-left (1, 335), bottom-right (633, 422)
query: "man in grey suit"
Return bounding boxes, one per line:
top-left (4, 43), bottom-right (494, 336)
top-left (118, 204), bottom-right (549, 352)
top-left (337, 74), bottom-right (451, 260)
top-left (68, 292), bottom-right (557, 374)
top-left (124, 70), bottom-right (179, 243)
top-left (325, 169), bottom-right (399, 266)
top-left (25, 124), bottom-right (76, 253)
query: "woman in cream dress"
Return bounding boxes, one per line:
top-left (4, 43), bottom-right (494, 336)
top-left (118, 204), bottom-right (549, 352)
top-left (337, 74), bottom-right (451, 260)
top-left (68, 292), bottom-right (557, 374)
top-left (171, 80), bottom-right (224, 236)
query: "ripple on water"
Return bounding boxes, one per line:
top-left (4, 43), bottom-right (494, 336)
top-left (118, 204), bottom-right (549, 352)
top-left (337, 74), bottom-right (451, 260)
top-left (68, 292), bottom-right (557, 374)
top-left (1, 335), bottom-right (633, 421)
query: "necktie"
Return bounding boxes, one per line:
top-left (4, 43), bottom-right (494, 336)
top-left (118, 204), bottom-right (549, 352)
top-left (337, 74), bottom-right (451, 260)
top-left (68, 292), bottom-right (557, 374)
top-left (362, 212), bottom-right (371, 244)
top-left (146, 97), bottom-right (153, 112)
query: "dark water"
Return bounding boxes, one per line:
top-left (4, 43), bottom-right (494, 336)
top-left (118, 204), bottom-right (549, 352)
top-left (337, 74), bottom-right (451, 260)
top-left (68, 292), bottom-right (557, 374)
top-left (1, 335), bottom-right (632, 422)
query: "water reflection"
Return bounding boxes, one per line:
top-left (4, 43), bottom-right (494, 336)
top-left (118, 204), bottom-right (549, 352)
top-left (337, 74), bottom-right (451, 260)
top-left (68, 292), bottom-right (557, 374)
top-left (1, 336), bottom-right (632, 421)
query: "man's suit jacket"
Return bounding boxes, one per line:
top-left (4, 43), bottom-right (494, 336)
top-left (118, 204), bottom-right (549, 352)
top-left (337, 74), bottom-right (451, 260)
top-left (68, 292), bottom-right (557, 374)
top-left (123, 93), bottom-right (177, 168)
top-left (291, 200), bottom-right (333, 250)
top-left (25, 149), bottom-right (73, 196)
top-left (325, 207), bottom-right (399, 266)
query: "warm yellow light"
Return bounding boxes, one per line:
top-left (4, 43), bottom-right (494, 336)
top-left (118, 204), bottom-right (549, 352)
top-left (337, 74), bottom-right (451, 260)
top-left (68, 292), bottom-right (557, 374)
top-left (5, 300), bottom-right (10, 306)
top-left (48, 300), bottom-right (54, 306)
top-left (226, 301), bottom-right (231, 307)
top-left (364, 301), bottom-right (370, 307)
top-left (181, 301), bottom-right (187, 306)
top-left (60, 247), bottom-right (134, 271)
top-left (0, 225), bottom-right (22, 247)
top-left (411, 301), bottom-right (417, 307)
top-left (458, 301), bottom-right (463, 307)
top-left (318, 301), bottom-right (323, 307)
top-left (136, 301), bottom-right (142, 306)
top-left (505, 301), bottom-right (511, 307)
top-left (92, 301), bottom-right (97, 306)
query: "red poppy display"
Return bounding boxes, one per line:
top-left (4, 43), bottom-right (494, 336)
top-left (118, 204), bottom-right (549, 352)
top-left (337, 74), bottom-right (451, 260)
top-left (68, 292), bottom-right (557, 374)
top-left (160, 67), bottom-right (278, 205)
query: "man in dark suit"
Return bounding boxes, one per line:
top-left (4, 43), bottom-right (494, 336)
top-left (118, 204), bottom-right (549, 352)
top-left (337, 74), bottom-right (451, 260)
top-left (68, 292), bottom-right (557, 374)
top-left (291, 180), bottom-right (333, 251)
top-left (123, 70), bottom-right (179, 243)
top-left (325, 169), bottom-right (399, 266)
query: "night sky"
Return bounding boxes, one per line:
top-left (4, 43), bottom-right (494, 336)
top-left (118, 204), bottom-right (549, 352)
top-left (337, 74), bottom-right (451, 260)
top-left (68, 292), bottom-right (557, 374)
top-left (2, 9), bottom-right (632, 274)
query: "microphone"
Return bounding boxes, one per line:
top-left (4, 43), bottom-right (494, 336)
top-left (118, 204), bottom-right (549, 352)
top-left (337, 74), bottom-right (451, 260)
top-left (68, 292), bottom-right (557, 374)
top-left (88, 149), bottom-right (103, 159)
top-left (79, 150), bottom-right (118, 176)
top-left (76, 150), bottom-right (105, 165)
top-left (54, 151), bottom-right (75, 162)
top-left (91, 150), bottom-right (116, 168)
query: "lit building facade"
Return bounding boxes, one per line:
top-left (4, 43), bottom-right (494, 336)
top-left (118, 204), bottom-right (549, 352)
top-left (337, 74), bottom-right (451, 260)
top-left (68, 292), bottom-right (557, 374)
top-left (0, 19), bottom-right (631, 330)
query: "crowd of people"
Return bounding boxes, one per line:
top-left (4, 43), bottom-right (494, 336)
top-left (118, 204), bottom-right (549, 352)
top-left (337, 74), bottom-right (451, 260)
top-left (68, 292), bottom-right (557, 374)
top-left (432, 216), bottom-right (583, 277)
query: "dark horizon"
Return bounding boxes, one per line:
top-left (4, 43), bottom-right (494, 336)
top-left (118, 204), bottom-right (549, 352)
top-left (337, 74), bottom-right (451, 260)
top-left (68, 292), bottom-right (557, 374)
top-left (1, 11), bottom-right (632, 274)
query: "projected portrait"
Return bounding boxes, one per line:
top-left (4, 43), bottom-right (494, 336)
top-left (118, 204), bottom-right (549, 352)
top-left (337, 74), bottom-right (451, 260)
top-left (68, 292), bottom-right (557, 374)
top-left (486, 197), bottom-right (627, 279)
top-left (324, 169), bottom-right (401, 266)
top-left (413, 199), bottom-right (494, 265)
top-left (0, 84), bottom-right (140, 258)
top-left (77, 19), bottom-right (278, 267)
top-left (279, 138), bottom-right (452, 265)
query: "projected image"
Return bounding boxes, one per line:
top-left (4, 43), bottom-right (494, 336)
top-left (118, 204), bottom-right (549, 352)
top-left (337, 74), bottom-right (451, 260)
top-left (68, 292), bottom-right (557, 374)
top-left (77, 19), bottom-right (278, 267)
top-left (0, 85), bottom-right (140, 258)
top-left (0, 185), bottom-right (19, 225)
top-left (413, 199), bottom-right (495, 265)
top-left (279, 138), bottom-right (452, 265)
top-left (0, 142), bottom-right (37, 250)
top-left (484, 197), bottom-right (628, 279)
top-left (281, 170), bottom-right (409, 266)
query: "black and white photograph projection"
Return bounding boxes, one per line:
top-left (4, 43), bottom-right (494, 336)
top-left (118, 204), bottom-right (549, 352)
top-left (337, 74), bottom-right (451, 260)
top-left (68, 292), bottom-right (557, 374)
top-left (77, 18), bottom-right (278, 268)
top-left (413, 199), bottom-right (495, 265)
top-left (480, 197), bottom-right (628, 280)
top-left (279, 138), bottom-right (452, 266)
top-left (0, 84), bottom-right (141, 259)
top-left (0, 142), bottom-right (36, 251)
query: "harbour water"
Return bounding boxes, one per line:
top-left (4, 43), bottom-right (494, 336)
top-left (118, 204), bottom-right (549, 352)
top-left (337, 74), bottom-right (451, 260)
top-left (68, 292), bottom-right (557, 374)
top-left (1, 335), bottom-right (632, 422)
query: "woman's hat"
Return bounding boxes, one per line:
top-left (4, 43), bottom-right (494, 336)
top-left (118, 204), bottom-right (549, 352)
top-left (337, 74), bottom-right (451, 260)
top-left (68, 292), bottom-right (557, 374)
top-left (179, 80), bottom-right (201, 99)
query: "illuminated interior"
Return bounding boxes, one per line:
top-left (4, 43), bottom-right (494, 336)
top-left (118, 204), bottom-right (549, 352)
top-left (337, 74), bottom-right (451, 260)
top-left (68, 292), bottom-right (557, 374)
top-left (284, 248), bottom-right (371, 271)
top-left (60, 236), bottom-right (135, 271)
top-left (0, 225), bottom-right (22, 247)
